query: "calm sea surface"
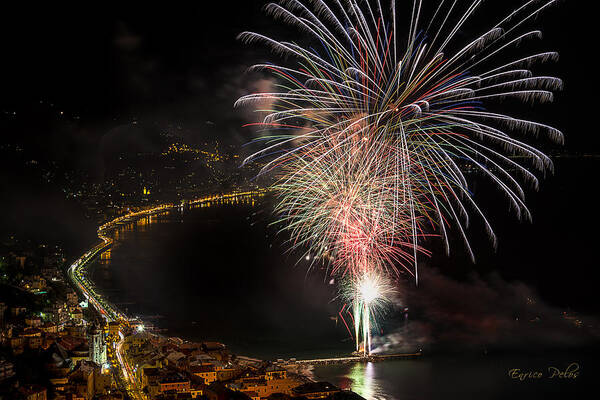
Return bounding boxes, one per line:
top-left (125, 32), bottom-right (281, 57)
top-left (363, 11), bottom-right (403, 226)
top-left (90, 191), bottom-right (596, 399)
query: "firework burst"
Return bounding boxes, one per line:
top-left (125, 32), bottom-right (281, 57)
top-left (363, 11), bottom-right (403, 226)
top-left (237, 0), bottom-right (562, 353)
top-left (340, 272), bottom-right (396, 355)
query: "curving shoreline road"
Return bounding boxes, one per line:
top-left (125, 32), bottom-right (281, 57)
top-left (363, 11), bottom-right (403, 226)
top-left (66, 190), bottom-right (266, 399)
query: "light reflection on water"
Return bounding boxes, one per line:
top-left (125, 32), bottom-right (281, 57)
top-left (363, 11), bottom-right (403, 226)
top-left (91, 196), bottom-right (594, 400)
top-left (314, 359), bottom-right (434, 399)
top-left (347, 362), bottom-right (383, 400)
top-left (314, 354), bottom-right (596, 400)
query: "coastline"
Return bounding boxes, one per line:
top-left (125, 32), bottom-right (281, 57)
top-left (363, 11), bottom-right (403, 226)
top-left (65, 189), bottom-right (365, 399)
top-left (55, 186), bottom-right (600, 400)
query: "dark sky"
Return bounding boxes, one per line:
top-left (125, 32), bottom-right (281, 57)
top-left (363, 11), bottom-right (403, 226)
top-left (1, 2), bottom-right (274, 155)
top-left (2, 3), bottom-right (262, 116)
top-left (1, 1), bottom-right (599, 303)
top-left (0, 1), bottom-right (595, 151)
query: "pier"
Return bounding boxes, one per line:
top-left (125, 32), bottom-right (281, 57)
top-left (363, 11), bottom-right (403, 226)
top-left (293, 352), bottom-right (422, 366)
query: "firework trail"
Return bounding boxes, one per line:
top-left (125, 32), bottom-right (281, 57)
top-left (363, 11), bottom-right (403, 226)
top-left (340, 272), bottom-right (396, 355)
top-left (275, 137), bottom-right (432, 278)
top-left (237, 0), bottom-right (562, 353)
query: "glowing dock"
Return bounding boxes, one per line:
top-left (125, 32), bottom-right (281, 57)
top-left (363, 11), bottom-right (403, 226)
top-left (293, 352), bottom-right (422, 365)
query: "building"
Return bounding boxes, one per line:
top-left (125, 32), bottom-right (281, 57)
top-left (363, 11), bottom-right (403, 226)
top-left (243, 391), bottom-right (260, 400)
top-left (67, 364), bottom-right (95, 400)
top-left (27, 335), bottom-right (44, 350)
top-left (141, 366), bottom-right (160, 386)
top-left (265, 366), bottom-right (287, 381)
top-left (70, 342), bottom-right (91, 365)
top-left (165, 351), bottom-right (186, 368)
top-left (96, 393), bottom-right (124, 400)
top-left (205, 383), bottom-right (252, 400)
top-left (11, 306), bottom-right (27, 317)
top-left (250, 378), bottom-right (298, 398)
top-left (18, 384), bottom-right (47, 400)
top-left (21, 327), bottom-right (42, 338)
top-left (231, 366), bottom-right (301, 399)
top-left (66, 291), bottom-right (79, 306)
top-left (70, 307), bottom-right (84, 323)
top-left (329, 391), bottom-right (367, 400)
top-left (9, 336), bottom-right (25, 354)
top-left (0, 302), bottom-right (6, 328)
top-left (0, 358), bottom-right (15, 381)
top-left (291, 382), bottom-right (340, 399)
top-left (190, 364), bottom-right (217, 385)
top-left (107, 321), bottom-right (121, 336)
top-left (25, 315), bottom-right (43, 327)
top-left (41, 321), bottom-right (59, 334)
top-left (65, 325), bottom-right (85, 339)
top-left (159, 373), bottom-right (190, 394)
top-left (141, 367), bottom-right (162, 398)
top-left (190, 382), bottom-right (205, 398)
top-left (14, 255), bottom-right (26, 268)
top-left (87, 325), bottom-right (107, 365)
top-left (215, 362), bottom-right (237, 381)
top-left (28, 275), bottom-right (47, 291)
top-left (94, 368), bottom-right (113, 395)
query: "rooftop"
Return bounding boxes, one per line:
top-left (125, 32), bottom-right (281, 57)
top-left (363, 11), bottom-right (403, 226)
top-left (292, 382), bottom-right (340, 395)
top-left (190, 364), bottom-right (215, 373)
top-left (160, 373), bottom-right (189, 384)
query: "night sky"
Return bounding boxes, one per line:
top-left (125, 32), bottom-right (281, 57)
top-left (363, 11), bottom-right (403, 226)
top-left (1, 1), bottom-right (598, 315)
top-left (1, 2), bottom-right (596, 152)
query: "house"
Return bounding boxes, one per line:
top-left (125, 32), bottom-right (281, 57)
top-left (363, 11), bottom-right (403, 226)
top-left (18, 384), bottom-right (47, 400)
top-left (291, 382), bottom-right (340, 399)
top-left (243, 391), bottom-right (260, 400)
top-left (205, 382), bottom-right (251, 400)
top-left (214, 361), bottom-right (237, 381)
top-left (41, 321), bottom-right (58, 334)
top-left (25, 316), bottom-right (43, 327)
top-left (190, 364), bottom-right (217, 385)
top-left (265, 366), bottom-right (287, 381)
top-left (190, 381), bottom-right (205, 398)
top-left (166, 351), bottom-right (187, 367)
top-left (159, 373), bottom-right (191, 394)
top-left (141, 367), bottom-right (162, 398)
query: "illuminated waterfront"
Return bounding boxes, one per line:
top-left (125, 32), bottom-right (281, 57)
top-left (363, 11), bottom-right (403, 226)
top-left (87, 192), bottom-right (597, 400)
top-left (90, 193), bottom-right (349, 359)
top-left (66, 191), bottom-right (266, 399)
top-left (1, 1), bottom-right (594, 398)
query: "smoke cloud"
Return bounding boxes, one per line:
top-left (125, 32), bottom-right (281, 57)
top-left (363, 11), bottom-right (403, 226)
top-left (372, 268), bottom-right (599, 353)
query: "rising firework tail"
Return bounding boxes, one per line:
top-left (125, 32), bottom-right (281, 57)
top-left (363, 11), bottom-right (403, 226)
top-left (340, 272), bottom-right (396, 354)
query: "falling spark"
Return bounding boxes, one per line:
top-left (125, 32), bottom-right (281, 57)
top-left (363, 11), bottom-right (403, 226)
top-left (238, 0), bottom-right (562, 350)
